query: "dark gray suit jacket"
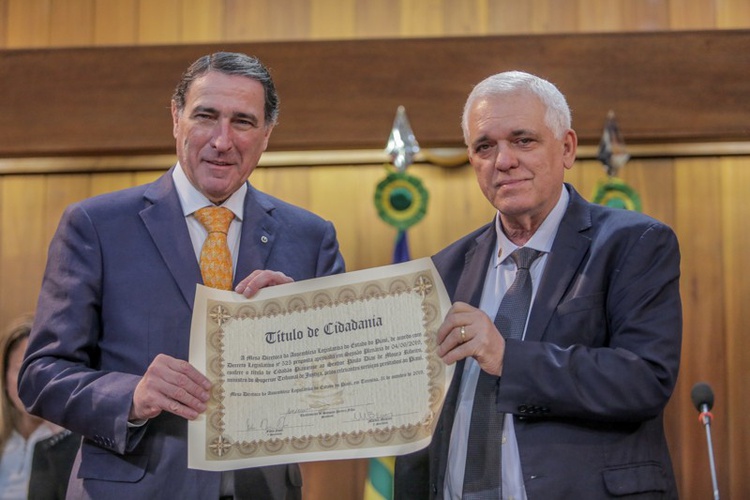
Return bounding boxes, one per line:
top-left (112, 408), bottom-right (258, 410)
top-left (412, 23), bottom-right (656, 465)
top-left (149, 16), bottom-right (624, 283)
top-left (396, 184), bottom-right (681, 499)
top-left (19, 169), bottom-right (345, 499)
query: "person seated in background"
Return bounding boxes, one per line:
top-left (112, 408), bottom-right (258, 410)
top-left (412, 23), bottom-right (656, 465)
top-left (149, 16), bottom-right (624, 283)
top-left (0, 314), bottom-right (75, 499)
top-left (28, 426), bottom-right (79, 500)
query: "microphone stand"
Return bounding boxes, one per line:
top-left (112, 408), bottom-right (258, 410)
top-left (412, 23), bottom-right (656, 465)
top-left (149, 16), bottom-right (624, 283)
top-left (698, 405), bottom-right (720, 500)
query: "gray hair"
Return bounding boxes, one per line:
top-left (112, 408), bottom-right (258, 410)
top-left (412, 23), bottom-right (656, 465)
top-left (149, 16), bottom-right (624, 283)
top-left (461, 71), bottom-right (571, 143)
top-left (172, 52), bottom-right (279, 127)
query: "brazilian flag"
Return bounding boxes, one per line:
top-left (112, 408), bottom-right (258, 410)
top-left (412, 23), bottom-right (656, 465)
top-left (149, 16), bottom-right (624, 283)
top-left (366, 169), bottom-right (427, 499)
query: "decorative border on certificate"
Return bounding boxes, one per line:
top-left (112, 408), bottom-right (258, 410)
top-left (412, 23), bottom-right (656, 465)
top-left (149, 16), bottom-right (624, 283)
top-left (188, 258), bottom-right (453, 470)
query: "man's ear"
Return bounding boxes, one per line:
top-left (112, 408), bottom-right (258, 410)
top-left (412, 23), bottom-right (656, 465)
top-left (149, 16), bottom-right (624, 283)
top-left (170, 100), bottom-right (180, 138)
top-left (562, 129), bottom-right (578, 170)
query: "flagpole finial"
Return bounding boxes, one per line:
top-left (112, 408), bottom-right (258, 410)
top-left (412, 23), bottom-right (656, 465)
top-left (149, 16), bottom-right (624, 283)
top-left (374, 106), bottom-right (429, 233)
top-left (592, 110), bottom-right (642, 212)
top-left (596, 110), bottom-right (630, 178)
top-left (385, 106), bottom-right (420, 172)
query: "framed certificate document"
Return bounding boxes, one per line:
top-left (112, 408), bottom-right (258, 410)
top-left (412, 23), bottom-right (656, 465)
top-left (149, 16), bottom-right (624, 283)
top-left (188, 258), bottom-right (453, 470)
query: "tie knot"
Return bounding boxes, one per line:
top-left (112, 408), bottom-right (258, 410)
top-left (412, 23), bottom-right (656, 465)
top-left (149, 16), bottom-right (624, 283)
top-left (510, 247), bottom-right (542, 270)
top-left (195, 206), bottom-right (234, 234)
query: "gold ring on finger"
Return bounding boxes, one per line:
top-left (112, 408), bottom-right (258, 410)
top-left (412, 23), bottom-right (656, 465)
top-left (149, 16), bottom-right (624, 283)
top-left (460, 325), bottom-right (466, 343)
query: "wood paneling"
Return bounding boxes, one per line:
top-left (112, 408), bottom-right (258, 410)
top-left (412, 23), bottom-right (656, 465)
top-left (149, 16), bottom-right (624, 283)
top-left (5, 0), bottom-right (51, 47)
top-left (717, 0), bottom-right (750, 28)
top-left (50, 0), bottom-right (94, 46)
top-left (138, 0), bottom-right (181, 43)
top-left (720, 158), bottom-right (750, 497)
top-left (310, 0), bottom-right (356, 39)
top-left (354, 0), bottom-right (402, 38)
top-left (181, 0), bottom-right (224, 43)
top-left (674, 158), bottom-right (728, 498)
top-left (2, 31), bottom-right (750, 158)
top-left (93, 0), bottom-right (137, 45)
top-left (668, 0), bottom-right (716, 28)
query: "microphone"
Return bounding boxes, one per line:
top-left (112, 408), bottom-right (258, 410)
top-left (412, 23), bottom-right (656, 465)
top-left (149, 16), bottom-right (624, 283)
top-left (691, 381), bottom-right (714, 424)
top-left (690, 382), bottom-right (720, 500)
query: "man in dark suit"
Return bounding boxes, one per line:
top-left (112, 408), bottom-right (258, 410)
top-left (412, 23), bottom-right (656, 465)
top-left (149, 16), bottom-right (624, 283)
top-left (395, 71), bottom-right (681, 499)
top-left (19, 52), bottom-right (344, 499)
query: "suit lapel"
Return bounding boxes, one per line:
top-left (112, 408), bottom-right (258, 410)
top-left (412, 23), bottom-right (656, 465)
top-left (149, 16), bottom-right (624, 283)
top-left (453, 225), bottom-right (496, 307)
top-left (140, 170), bottom-right (202, 308)
top-left (234, 185), bottom-right (279, 285)
top-left (526, 186), bottom-right (592, 342)
top-left (434, 223), bottom-right (496, 489)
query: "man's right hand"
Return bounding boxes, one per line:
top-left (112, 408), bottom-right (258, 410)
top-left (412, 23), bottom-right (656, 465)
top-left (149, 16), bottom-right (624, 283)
top-left (129, 353), bottom-right (212, 422)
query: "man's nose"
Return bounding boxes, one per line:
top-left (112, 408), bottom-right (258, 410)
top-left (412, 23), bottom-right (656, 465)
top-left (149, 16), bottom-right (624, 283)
top-left (494, 143), bottom-right (518, 171)
top-left (210, 121), bottom-right (233, 151)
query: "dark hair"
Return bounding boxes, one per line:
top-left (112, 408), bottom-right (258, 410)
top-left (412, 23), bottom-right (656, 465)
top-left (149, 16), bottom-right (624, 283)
top-left (1, 314), bottom-right (34, 451)
top-left (171, 52), bottom-right (279, 127)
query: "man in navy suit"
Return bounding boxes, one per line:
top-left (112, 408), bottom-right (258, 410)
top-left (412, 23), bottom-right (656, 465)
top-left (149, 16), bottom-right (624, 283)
top-left (395, 71), bottom-right (681, 499)
top-left (19, 52), bottom-right (344, 499)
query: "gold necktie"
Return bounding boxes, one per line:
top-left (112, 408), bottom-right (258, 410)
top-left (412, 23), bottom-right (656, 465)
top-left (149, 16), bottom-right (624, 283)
top-left (194, 206), bottom-right (235, 291)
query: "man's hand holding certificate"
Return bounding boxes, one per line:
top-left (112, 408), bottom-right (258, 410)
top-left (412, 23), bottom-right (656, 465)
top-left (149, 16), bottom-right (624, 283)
top-left (188, 258), bottom-right (453, 470)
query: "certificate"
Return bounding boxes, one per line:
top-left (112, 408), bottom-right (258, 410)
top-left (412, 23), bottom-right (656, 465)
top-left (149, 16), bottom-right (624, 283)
top-left (188, 257), bottom-right (453, 470)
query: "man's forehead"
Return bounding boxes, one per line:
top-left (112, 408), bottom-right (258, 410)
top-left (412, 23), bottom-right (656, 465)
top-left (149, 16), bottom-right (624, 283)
top-left (470, 93), bottom-right (544, 127)
top-left (186, 72), bottom-right (263, 100)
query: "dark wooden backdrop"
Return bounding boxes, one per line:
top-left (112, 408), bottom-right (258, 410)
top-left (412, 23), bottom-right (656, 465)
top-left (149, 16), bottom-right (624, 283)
top-left (2, 30), bottom-right (749, 158)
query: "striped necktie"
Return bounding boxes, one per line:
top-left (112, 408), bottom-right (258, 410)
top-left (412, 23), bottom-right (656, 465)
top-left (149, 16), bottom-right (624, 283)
top-left (463, 247), bottom-right (542, 498)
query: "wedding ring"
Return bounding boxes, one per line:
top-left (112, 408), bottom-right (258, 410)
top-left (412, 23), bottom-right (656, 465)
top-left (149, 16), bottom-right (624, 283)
top-left (460, 325), bottom-right (466, 343)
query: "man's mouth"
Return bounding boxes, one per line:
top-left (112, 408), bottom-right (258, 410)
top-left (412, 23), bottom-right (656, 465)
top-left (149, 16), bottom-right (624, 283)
top-left (498, 178), bottom-right (527, 188)
top-left (205, 159), bottom-right (234, 167)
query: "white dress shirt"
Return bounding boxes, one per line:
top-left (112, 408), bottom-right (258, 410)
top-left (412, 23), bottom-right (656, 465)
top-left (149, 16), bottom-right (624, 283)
top-left (172, 162), bottom-right (246, 496)
top-left (172, 163), bottom-right (246, 270)
top-left (444, 186), bottom-right (568, 500)
top-left (0, 424), bottom-right (57, 500)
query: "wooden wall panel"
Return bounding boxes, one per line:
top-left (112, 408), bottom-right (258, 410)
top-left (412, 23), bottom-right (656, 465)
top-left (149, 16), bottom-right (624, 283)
top-left (310, 0), bottom-right (356, 39)
top-left (3, 31), bottom-right (750, 157)
top-left (50, 0), bottom-right (94, 46)
top-left (0, 1), bottom-right (7, 48)
top-left (717, 0), bottom-right (750, 28)
top-left (622, 0), bottom-right (670, 30)
top-left (93, 0), bottom-right (137, 45)
top-left (674, 158), bottom-right (728, 499)
top-left (138, 0), bottom-right (181, 43)
top-left (224, 0), bottom-right (310, 41)
top-left (181, 0), bottom-right (224, 43)
top-left (0, 176), bottom-right (47, 319)
top-left (489, 0), bottom-right (578, 34)
top-left (354, 0), bottom-right (401, 38)
top-left (719, 157), bottom-right (750, 499)
top-left (5, 0), bottom-right (51, 47)
top-left (400, 0), bottom-right (444, 36)
top-left (2, 0), bottom-right (750, 48)
top-left (669, 0), bottom-right (716, 28)
top-left (90, 172), bottom-right (139, 197)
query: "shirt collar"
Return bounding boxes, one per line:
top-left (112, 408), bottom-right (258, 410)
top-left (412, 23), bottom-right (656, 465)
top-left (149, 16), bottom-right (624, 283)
top-left (172, 162), bottom-right (246, 221)
top-left (493, 184), bottom-right (569, 266)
